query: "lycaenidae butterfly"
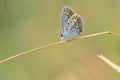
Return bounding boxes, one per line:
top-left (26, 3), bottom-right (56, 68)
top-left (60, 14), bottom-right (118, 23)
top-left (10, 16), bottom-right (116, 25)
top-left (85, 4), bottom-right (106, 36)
top-left (60, 6), bottom-right (84, 40)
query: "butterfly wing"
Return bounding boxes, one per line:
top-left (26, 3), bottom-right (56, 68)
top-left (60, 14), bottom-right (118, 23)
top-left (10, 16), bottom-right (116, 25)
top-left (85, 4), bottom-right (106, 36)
top-left (60, 6), bottom-right (84, 40)
top-left (61, 6), bottom-right (75, 33)
top-left (66, 14), bottom-right (84, 38)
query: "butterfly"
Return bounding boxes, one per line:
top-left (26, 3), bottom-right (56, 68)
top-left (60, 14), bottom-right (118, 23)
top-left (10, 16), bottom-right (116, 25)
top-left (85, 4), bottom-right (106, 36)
top-left (60, 6), bottom-right (84, 40)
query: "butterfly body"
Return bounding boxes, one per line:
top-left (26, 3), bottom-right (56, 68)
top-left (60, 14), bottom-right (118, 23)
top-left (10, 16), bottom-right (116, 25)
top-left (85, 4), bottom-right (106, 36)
top-left (61, 6), bottom-right (84, 40)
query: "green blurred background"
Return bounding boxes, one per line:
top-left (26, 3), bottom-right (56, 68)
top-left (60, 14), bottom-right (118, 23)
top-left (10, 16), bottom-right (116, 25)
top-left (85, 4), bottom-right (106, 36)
top-left (0, 0), bottom-right (120, 80)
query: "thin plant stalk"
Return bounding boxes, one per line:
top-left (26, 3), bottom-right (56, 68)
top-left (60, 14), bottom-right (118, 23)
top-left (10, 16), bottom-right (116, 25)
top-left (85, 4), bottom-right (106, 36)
top-left (97, 54), bottom-right (120, 73)
top-left (0, 31), bottom-right (120, 64)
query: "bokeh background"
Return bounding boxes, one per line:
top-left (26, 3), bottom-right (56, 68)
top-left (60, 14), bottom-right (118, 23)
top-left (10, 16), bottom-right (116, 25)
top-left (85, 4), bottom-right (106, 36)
top-left (0, 0), bottom-right (120, 80)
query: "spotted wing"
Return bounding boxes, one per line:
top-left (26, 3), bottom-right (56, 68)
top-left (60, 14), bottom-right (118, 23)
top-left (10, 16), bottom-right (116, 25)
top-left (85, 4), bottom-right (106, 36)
top-left (66, 14), bottom-right (84, 37)
top-left (61, 6), bottom-right (75, 33)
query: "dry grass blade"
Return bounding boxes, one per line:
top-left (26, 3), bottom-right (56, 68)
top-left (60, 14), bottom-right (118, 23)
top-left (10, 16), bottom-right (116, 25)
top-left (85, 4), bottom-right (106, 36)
top-left (97, 54), bottom-right (120, 73)
top-left (0, 31), bottom-right (119, 64)
top-left (110, 32), bottom-right (120, 37)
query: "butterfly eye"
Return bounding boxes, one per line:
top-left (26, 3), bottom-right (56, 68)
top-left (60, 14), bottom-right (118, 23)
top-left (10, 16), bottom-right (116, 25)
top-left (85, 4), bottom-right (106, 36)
top-left (61, 34), bottom-right (63, 37)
